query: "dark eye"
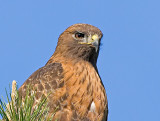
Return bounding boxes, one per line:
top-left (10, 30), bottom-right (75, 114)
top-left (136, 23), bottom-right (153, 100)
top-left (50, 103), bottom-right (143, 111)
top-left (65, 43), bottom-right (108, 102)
top-left (75, 32), bottom-right (85, 39)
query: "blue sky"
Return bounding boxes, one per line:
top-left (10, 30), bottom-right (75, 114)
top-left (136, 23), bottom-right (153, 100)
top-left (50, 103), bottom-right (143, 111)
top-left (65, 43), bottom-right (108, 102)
top-left (0, 0), bottom-right (160, 121)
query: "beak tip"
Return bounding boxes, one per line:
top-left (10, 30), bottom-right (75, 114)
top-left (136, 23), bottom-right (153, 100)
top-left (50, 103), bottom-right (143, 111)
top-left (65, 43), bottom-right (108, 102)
top-left (91, 34), bottom-right (100, 52)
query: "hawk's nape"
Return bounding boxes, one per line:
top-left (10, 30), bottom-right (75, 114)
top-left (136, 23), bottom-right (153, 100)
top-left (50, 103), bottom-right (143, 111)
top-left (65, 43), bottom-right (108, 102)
top-left (19, 24), bottom-right (108, 121)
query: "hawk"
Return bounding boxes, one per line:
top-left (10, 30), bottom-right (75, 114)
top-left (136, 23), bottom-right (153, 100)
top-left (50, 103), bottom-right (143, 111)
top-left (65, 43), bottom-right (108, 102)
top-left (19, 24), bottom-right (108, 121)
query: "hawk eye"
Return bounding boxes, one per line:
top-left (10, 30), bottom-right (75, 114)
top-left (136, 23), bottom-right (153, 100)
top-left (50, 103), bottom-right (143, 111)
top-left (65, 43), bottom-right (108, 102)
top-left (75, 32), bottom-right (85, 39)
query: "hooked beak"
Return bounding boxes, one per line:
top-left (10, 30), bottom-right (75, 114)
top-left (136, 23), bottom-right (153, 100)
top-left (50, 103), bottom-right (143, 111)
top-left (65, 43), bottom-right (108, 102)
top-left (79, 34), bottom-right (100, 52)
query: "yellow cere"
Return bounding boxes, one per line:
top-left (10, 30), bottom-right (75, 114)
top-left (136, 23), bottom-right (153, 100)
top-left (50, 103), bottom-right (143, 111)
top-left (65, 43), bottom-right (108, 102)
top-left (91, 34), bottom-right (99, 41)
top-left (87, 34), bottom-right (99, 44)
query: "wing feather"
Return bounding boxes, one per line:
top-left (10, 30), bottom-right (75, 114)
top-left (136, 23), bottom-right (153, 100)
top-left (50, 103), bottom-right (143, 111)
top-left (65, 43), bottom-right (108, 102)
top-left (18, 62), bottom-right (64, 106)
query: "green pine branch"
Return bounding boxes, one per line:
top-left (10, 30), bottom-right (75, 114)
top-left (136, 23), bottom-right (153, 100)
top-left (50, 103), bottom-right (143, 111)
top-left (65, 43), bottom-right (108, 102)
top-left (0, 80), bottom-right (55, 121)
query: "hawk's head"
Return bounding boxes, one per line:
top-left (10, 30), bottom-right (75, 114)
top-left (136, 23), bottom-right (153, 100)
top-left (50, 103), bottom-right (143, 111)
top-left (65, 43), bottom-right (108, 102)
top-left (53, 24), bottom-right (103, 65)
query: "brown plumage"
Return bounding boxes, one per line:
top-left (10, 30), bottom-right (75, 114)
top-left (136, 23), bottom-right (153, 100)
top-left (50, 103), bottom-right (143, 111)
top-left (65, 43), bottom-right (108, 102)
top-left (19, 24), bottom-right (108, 121)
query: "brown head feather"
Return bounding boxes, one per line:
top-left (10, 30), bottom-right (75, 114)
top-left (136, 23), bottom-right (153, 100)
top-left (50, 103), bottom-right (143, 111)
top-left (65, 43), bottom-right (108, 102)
top-left (46, 24), bottom-right (103, 66)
